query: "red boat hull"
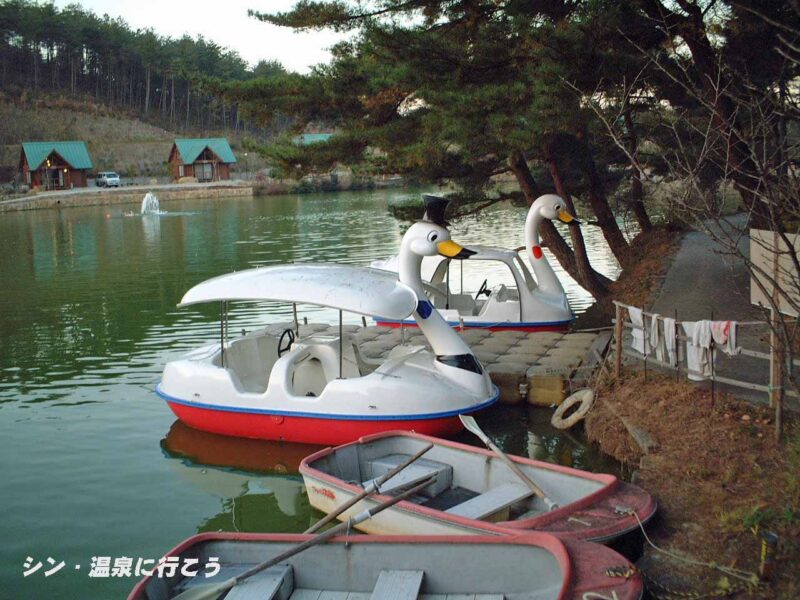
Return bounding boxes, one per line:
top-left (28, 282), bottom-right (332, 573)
top-left (375, 319), bottom-right (570, 332)
top-left (166, 401), bottom-right (465, 445)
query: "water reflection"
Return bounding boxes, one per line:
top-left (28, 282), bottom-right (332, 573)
top-left (161, 421), bottom-right (318, 533)
top-left (161, 420), bottom-right (323, 474)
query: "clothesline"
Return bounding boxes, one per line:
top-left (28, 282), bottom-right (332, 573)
top-left (611, 301), bottom-right (764, 326)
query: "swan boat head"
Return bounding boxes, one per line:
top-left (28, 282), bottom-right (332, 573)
top-left (396, 214), bottom-right (496, 396)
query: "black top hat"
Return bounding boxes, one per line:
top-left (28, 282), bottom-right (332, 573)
top-left (422, 194), bottom-right (450, 227)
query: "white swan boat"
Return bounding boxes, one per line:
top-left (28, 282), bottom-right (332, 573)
top-left (157, 223), bottom-right (497, 445)
top-left (373, 194), bottom-right (576, 331)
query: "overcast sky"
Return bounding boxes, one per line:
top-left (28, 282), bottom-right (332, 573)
top-left (52, 0), bottom-right (349, 73)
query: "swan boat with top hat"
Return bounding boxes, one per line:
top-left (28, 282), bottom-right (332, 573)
top-left (156, 217), bottom-right (497, 445)
top-left (373, 194), bottom-right (576, 331)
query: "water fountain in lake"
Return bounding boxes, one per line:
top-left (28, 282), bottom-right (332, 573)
top-left (141, 192), bottom-right (161, 215)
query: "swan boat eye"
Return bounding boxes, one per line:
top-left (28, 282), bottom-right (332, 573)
top-left (427, 232), bottom-right (439, 242)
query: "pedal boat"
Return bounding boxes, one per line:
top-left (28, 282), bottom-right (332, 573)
top-left (128, 532), bottom-right (644, 600)
top-left (301, 431), bottom-right (657, 543)
top-left (157, 223), bottom-right (497, 445)
top-left (373, 194), bottom-right (576, 331)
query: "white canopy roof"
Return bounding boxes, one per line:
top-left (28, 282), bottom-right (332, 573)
top-left (178, 264), bottom-right (418, 320)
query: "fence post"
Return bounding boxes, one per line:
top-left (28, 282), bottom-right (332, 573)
top-left (614, 302), bottom-right (623, 379)
top-left (770, 308), bottom-right (784, 442)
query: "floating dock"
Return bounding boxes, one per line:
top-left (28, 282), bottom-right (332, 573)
top-left (263, 322), bottom-right (610, 406)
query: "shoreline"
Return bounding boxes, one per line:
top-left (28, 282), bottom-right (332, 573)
top-left (0, 181), bottom-right (253, 213)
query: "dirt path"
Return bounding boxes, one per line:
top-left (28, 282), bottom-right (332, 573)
top-left (647, 216), bottom-right (794, 410)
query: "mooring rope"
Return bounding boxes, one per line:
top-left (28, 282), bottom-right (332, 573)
top-left (620, 508), bottom-right (763, 599)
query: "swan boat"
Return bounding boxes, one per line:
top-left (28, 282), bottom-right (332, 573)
top-left (373, 194), bottom-right (576, 331)
top-left (301, 431), bottom-right (657, 543)
top-left (157, 224), bottom-right (497, 445)
top-left (128, 532), bottom-right (644, 600)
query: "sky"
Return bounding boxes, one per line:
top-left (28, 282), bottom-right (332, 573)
top-left (52, 0), bottom-right (349, 73)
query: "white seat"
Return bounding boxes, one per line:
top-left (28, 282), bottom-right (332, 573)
top-left (370, 570), bottom-right (424, 600)
top-left (444, 483), bottom-right (533, 520)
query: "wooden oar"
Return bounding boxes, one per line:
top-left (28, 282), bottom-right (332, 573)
top-left (304, 442), bottom-right (434, 533)
top-left (459, 415), bottom-right (558, 510)
top-left (171, 477), bottom-right (435, 600)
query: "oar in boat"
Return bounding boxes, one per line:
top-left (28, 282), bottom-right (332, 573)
top-left (459, 415), bottom-right (558, 510)
top-left (304, 442), bottom-right (434, 533)
top-left (171, 477), bottom-right (435, 600)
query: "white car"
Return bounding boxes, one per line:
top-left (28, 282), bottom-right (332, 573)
top-left (96, 171), bottom-right (121, 187)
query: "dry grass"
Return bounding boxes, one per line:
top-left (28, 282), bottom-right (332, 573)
top-left (586, 372), bottom-right (800, 598)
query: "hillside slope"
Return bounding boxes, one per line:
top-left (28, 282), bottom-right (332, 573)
top-left (0, 94), bottom-right (267, 180)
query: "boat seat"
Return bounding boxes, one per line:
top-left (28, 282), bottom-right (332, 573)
top-left (225, 565), bottom-right (294, 600)
top-left (295, 334), bottom-right (361, 380)
top-left (444, 482), bottom-right (534, 520)
top-left (225, 337), bottom-right (269, 393)
top-left (364, 454), bottom-right (452, 497)
top-left (370, 570), bottom-right (424, 600)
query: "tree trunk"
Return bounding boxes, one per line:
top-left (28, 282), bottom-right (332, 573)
top-left (145, 66), bottom-right (151, 114)
top-left (185, 79), bottom-right (191, 128)
top-left (622, 110), bottom-right (652, 231)
top-left (170, 76), bottom-right (175, 123)
top-left (543, 141), bottom-right (613, 299)
top-left (508, 151), bottom-right (611, 299)
top-left (575, 130), bottom-right (631, 266)
top-left (634, 0), bottom-right (769, 228)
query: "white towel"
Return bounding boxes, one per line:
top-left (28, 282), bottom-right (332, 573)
top-left (650, 313), bottom-right (666, 362)
top-left (683, 320), bottom-right (713, 380)
top-left (663, 317), bottom-right (677, 367)
top-left (629, 307), bottom-right (646, 355)
top-left (710, 320), bottom-right (740, 356)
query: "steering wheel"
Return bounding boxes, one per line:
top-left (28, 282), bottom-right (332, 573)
top-left (474, 279), bottom-right (491, 301)
top-left (277, 328), bottom-right (296, 357)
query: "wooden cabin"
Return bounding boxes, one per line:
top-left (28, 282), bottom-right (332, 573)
top-left (168, 138), bottom-right (236, 182)
top-left (19, 141), bottom-right (93, 190)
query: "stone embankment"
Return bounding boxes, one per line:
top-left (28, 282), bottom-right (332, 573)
top-left (0, 182), bottom-right (253, 213)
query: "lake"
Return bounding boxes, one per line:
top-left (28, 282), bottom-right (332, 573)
top-left (0, 189), bottom-right (625, 598)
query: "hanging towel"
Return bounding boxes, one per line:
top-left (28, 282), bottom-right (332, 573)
top-left (663, 317), bottom-right (677, 367)
top-left (682, 320), bottom-right (713, 380)
top-left (710, 320), bottom-right (740, 356)
top-left (650, 313), bottom-right (667, 362)
top-left (628, 307), bottom-right (646, 355)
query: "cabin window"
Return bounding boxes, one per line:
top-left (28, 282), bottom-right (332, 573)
top-left (178, 164), bottom-right (184, 178)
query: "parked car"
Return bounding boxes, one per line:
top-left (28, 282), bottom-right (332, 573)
top-left (96, 172), bottom-right (121, 187)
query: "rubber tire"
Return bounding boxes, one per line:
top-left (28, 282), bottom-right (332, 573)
top-left (551, 388), bottom-right (594, 430)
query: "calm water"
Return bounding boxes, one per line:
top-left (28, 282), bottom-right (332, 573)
top-left (0, 190), bottom-right (624, 599)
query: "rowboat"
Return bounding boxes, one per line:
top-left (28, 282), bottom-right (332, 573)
top-left (157, 211), bottom-right (500, 444)
top-left (301, 431), bottom-right (656, 542)
top-left (127, 532), bottom-right (643, 600)
top-left (373, 195), bottom-right (575, 331)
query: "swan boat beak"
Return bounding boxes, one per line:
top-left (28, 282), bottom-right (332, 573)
top-left (437, 240), bottom-right (476, 259)
top-left (558, 209), bottom-right (580, 224)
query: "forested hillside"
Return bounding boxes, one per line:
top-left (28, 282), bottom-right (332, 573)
top-left (0, 0), bottom-right (288, 134)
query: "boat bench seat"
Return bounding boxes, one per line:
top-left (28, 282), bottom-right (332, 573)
top-left (444, 482), bottom-right (534, 520)
top-left (364, 454), bottom-right (453, 497)
top-left (370, 569), bottom-right (424, 600)
top-left (179, 565), bottom-right (294, 600)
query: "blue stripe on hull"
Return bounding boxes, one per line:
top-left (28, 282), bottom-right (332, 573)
top-left (157, 384), bottom-right (499, 421)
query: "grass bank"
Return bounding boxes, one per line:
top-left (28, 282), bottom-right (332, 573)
top-left (586, 372), bottom-right (799, 598)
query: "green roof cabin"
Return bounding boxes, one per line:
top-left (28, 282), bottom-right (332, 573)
top-left (19, 141), bottom-right (93, 190)
top-left (168, 138), bottom-right (236, 182)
